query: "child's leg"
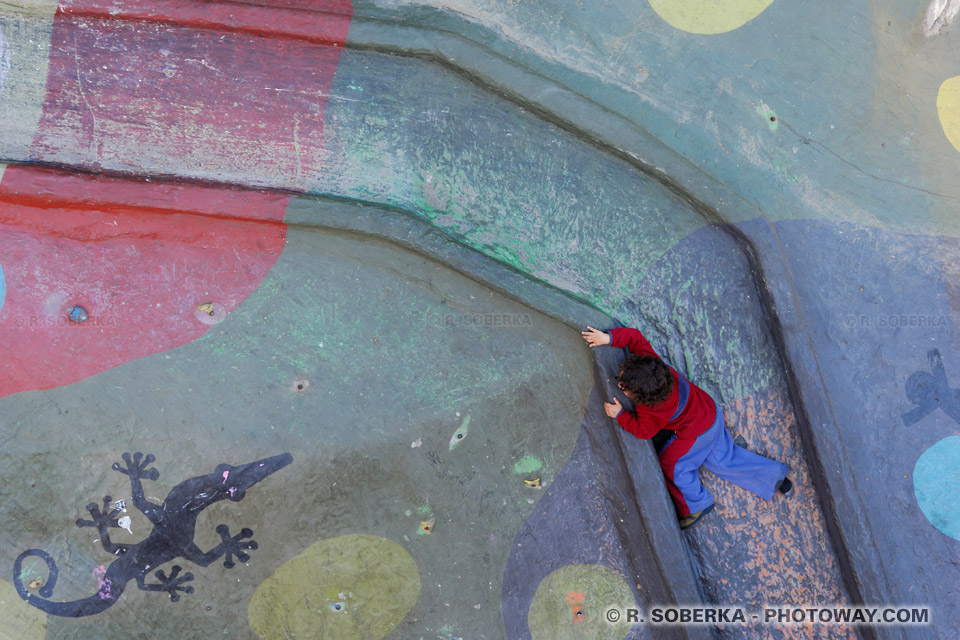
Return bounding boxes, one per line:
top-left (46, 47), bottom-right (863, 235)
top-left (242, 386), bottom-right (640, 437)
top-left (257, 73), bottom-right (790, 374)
top-left (658, 432), bottom-right (717, 517)
top-left (702, 407), bottom-right (789, 501)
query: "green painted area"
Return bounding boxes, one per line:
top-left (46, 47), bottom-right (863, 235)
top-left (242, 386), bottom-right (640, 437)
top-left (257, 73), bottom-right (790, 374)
top-left (756, 104), bottom-right (779, 131)
top-left (322, 52), bottom-right (704, 310)
top-left (322, 51), bottom-right (782, 401)
top-left (247, 534), bottom-right (420, 640)
top-left (527, 564), bottom-right (634, 640)
top-left (512, 455), bottom-right (543, 475)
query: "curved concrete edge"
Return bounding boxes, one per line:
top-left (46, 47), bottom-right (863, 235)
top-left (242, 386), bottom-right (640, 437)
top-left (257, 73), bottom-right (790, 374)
top-left (338, 16), bottom-right (883, 640)
top-left (342, 15), bottom-right (906, 638)
top-left (741, 218), bottom-right (897, 604)
top-left (344, 13), bottom-right (761, 229)
top-left (287, 194), bottom-right (711, 639)
top-left (590, 336), bottom-right (711, 614)
top-left (285, 195), bottom-right (611, 331)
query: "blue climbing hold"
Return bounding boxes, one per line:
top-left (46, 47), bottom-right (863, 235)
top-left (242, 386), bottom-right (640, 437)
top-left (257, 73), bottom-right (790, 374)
top-left (914, 436), bottom-right (960, 541)
top-left (68, 305), bottom-right (88, 323)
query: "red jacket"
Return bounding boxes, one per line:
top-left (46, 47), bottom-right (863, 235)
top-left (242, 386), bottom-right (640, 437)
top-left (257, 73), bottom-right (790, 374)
top-left (608, 328), bottom-right (717, 440)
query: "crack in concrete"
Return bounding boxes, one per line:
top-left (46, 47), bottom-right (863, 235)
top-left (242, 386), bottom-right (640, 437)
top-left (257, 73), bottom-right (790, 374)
top-left (780, 120), bottom-right (959, 202)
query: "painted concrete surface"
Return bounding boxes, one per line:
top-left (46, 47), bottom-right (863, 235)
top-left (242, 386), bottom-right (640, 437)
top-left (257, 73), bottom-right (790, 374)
top-left (0, 198), bottom-right (602, 639)
top-left (1, 0), bottom-right (957, 638)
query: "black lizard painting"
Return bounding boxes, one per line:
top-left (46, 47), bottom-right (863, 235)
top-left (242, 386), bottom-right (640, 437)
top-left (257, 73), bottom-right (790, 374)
top-left (13, 451), bottom-right (293, 617)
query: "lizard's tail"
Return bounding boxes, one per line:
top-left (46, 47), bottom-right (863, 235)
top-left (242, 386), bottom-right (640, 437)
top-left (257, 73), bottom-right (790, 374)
top-left (14, 549), bottom-right (121, 617)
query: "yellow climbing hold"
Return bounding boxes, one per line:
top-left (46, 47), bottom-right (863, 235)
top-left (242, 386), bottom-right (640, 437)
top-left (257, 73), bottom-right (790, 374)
top-left (647, 0), bottom-right (774, 35)
top-left (937, 76), bottom-right (960, 153)
top-left (0, 578), bottom-right (47, 639)
top-left (248, 534), bottom-right (420, 640)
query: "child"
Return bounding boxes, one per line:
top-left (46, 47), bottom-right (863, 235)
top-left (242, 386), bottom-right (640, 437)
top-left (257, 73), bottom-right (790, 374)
top-left (581, 326), bottom-right (792, 530)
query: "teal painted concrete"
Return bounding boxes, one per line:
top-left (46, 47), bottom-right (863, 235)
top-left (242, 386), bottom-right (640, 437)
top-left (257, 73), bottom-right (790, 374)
top-left (2, 1), bottom-right (959, 638)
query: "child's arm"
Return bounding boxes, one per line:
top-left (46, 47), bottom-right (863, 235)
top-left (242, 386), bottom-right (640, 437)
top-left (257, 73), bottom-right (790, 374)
top-left (606, 327), bottom-right (659, 358)
top-left (605, 399), bottom-right (662, 440)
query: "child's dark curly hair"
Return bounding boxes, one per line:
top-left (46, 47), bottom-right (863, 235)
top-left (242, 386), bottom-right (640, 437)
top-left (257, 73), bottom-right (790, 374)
top-left (617, 355), bottom-right (674, 407)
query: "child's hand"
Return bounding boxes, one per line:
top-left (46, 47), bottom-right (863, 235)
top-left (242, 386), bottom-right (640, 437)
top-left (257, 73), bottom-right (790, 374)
top-left (581, 326), bottom-right (611, 348)
top-left (604, 397), bottom-right (622, 418)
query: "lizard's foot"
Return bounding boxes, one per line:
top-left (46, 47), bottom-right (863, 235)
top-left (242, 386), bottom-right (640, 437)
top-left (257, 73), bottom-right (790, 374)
top-left (153, 565), bottom-right (195, 602)
top-left (76, 495), bottom-right (122, 529)
top-left (111, 452), bottom-right (160, 481)
top-left (214, 524), bottom-right (258, 569)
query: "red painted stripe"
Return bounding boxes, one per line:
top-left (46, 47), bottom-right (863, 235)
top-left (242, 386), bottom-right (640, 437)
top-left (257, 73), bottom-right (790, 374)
top-left (0, 165), bottom-right (288, 399)
top-left (58, 0), bottom-right (353, 46)
top-left (6, 2), bottom-right (355, 397)
top-left (32, 18), bottom-right (346, 185)
top-left (0, 166), bottom-right (288, 224)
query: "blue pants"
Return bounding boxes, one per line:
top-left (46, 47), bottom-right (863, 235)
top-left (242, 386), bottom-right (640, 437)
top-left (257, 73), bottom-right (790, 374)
top-left (657, 407), bottom-right (789, 517)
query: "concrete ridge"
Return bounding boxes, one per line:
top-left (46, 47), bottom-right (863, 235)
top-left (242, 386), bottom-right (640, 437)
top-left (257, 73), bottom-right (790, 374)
top-left (57, 0), bottom-right (351, 45)
top-left (339, 17), bottom-right (882, 639)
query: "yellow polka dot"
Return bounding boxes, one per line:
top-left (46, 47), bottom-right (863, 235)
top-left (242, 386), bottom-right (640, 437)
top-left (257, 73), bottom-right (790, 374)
top-left (0, 578), bottom-right (47, 639)
top-left (248, 534), bottom-right (420, 640)
top-left (528, 564), bottom-right (634, 640)
top-left (648, 0), bottom-right (774, 34)
top-left (937, 76), bottom-right (960, 153)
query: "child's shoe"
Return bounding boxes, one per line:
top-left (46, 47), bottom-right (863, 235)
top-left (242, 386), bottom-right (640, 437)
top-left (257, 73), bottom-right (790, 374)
top-left (776, 476), bottom-right (794, 498)
top-left (678, 504), bottom-right (715, 530)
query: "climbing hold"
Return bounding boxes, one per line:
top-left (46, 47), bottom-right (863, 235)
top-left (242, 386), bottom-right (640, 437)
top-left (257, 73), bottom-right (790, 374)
top-left (529, 565), bottom-right (633, 639)
top-left (26, 577), bottom-right (44, 591)
top-left (194, 302), bottom-right (227, 325)
top-left (524, 477), bottom-right (542, 488)
top-left (419, 517), bottom-right (436, 534)
top-left (573, 606), bottom-right (585, 623)
top-left (329, 601), bottom-right (346, 613)
top-left (68, 305), bottom-right (88, 323)
top-left (756, 104), bottom-right (778, 131)
top-left (448, 415), bottom-right (471, 450)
